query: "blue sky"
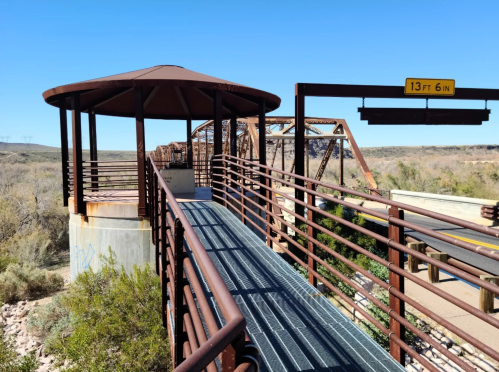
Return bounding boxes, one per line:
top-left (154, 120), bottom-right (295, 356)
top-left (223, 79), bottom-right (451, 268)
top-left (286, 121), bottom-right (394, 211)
top-left (0, 0), bottom-right (498, 151)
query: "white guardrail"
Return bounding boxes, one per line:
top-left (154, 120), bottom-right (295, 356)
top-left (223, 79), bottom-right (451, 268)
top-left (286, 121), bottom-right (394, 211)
top-left (390, 190), bottom-right (499, 226)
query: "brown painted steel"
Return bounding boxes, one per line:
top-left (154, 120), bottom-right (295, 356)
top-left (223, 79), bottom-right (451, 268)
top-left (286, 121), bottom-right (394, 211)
top-left (388, 207), bottom-right (405, 364)
top-left (186, 119), bottom-right (193, 169)
top-left (297, 83), bottom-right (499, 101)
top-left (71, 92), bottom-right (85, 214)
top-left (148, 157), bottom-right (253, 372)
top-left (294, 91), bottom-right (305, 216)
top-left (43, 65), bottom-right (281, 120)
top-left (134, 87), bottom-right (147, 217)
top-left (88, 110), bottom-right (98, 191)
top-left (174, 218), bottom-right (186, 367)
top-left (59, 98), bottom-right (69, 206)
top-left (258, 98), bottom-right (266, 205)
top-left (307, 182), bottom-right (317, 287)
top-left (215, 156), bottom-right (499, 367)
top-left (160, 189), bottom-right (168, 328)
top-left (213, 90), bottom-right (223, 203)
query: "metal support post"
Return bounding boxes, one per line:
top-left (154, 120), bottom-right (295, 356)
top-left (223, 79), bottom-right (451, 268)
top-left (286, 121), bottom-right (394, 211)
top-left (307, 182), bottom-right (317, 287)
top-left (174, 218), bottom-right (185, 367)
top-left (265, 168), bottom-right (272, 247)
top-left (160, 189), bottom-right (168, 328)
top-left (213, 90), bottom-right (223, 203)
top-left (230, 112), bottom-right (237, 189)
top-left (71, 92), bottom-right (85, 215)
top-left (295, 88), bottom-right (305, 217)
top-left (89, 110), bottom-right (98, 191)
top-left (134, 87), bottom-right (147, 217)
top-left (388, 207), bottom-right (405, 365)
top-left (186, 119), bottom-right (193, 169)
top-left (339, 139), bottom-right (344, 196)
top-left (258, 97), bottom-right (266, 205)
top-left (59, 98), bottom-right (69, 207)
top-left (240, 168), bottom-right (246, 223)
top-left (154, 173), bottom-right (160, 274)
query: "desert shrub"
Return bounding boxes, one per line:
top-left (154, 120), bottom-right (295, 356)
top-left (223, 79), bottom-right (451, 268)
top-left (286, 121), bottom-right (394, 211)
top-left (0, 328), bottom-right (39, 372)
top-left (27, 295), bottom-right (71, 350)
top-left (44, 251), bottom-right (171, 372)
top-left (361, 292), bottom-right (420, 351)
top-left (294, 201), bottom-right (379, 299)
top-left (0, 263), bottom-right (64, 303)
top-left (0, 254), bottom-right (18, 273)
top-left (0, 163), bottom-right (69, 267)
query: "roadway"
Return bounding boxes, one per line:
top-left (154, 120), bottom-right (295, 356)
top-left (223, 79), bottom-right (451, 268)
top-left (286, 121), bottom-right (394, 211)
top-left (358, 209), bottom-right (499, 276)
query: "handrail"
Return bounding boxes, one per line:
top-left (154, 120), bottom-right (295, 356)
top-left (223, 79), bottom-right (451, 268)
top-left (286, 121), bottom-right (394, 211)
top-left (148, 156), bottom-right (255, 372)
top-left (212, 154), bottom-right (499, 372)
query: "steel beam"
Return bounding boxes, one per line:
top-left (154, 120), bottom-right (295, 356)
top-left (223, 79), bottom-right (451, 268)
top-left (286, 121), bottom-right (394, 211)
top-left (59, 99), bottom-right (69, 207)
top-left (213, 90), bottom-right (223, 202)
top-left (89, 110), bottom-right (98, 191)
top-left (71, 92), bottom-right (85, 215)
top-left (134, 87), bottom-right (147, 217)
top-left (295, 89), bottom-right (305, 216)
top-left (258, 98), bottom-right (266, 205)
top-left (298, 83), bottom-right (499, 101)
top-left (186, 119), bottom-right (193, 169)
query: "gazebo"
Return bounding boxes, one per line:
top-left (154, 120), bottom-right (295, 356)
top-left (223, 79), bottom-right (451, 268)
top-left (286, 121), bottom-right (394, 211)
top-left (42, 65), bottom-right (281, 217)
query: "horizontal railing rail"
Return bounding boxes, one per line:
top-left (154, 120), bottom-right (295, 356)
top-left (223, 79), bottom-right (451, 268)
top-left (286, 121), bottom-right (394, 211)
top-left (147, 156), bottom-right (259, 372)
top-left (68, 161), bottom-right (139, 198)
top-left (212, 154), bottom-right (499, 372)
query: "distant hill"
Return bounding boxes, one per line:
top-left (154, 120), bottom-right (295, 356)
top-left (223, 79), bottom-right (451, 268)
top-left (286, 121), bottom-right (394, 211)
top-left (2, 142), bottom-right (498, 163)
top-left (0, 142), bottom-right (59, 151)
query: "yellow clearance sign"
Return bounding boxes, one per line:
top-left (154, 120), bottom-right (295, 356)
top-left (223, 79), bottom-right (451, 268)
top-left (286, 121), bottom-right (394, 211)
top-left (405, 78), bottom-right (455, 96)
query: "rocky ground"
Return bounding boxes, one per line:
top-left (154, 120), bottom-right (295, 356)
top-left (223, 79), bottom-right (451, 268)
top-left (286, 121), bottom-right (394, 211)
top-left (1, 301), bottom-right (59, 372)
top-left (1, 268), bottom-right (71, 372)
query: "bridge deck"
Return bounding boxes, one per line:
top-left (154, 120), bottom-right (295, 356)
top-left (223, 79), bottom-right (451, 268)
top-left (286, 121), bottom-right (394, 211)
top-left (180, 200), bottom-right (405, 372)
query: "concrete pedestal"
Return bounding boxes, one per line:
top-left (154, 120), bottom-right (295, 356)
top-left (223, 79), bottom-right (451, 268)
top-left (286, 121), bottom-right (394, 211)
top-left (159, 168), bottom-right (195, 194)
top-left (68, 197), bottom-right (154, 281)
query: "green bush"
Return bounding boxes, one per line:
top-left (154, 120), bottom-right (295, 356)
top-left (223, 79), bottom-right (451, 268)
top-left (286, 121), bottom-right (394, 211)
top-left (43, 251), bottom-right (171, 372)
top-left (361, 292), bottom-right (420, 351)
top-left (0, 328), bottom-right (39, 372)
top-left (0, 263), bottom-right (64, 303)
top-left (0, 254), bottom-right (17, 273)
top-left (27, 295), bottom-right (71, 350)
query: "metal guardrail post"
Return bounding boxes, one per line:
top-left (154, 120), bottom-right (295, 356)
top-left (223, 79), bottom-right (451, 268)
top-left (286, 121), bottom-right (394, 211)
top-left (174, 218), bottom-right (185, 368)
top-left (307, 182), bottom-right (317, 287)
top-left (387, 206), bottom-right (405, 365)
top-left (160, 189), bottom-right (168, 328)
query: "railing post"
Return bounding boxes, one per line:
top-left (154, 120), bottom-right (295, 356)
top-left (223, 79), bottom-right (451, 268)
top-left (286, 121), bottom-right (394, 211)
top-left (265, 168), bottom-right (271, 247)
top-left (160, 189), bottom-right (168, 328)
top-left (154, 173), bottom-right (160, 275)
top-left (223, 156), bottom-right (228, 207)
top-left (240, 168), bottom-right (246, 224)
top-left (387, 206), bottom-right (405, 365)
top-left (174, 218), bottom-right (185, 368)
top-left (307, 182), bottom-right (317, 287)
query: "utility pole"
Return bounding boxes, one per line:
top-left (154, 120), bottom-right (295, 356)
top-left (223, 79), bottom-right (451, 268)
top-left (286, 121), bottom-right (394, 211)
top-left (22, 136), bottom-right (33, 150)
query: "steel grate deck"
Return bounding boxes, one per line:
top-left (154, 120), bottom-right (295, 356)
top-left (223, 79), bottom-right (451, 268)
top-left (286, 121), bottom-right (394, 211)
top-left (180, 200), bottom-right (406, 372)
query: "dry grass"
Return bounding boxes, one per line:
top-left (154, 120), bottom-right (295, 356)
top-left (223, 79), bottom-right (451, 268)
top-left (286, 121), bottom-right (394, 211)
top-left (308, 151), bottom-right (499, 199)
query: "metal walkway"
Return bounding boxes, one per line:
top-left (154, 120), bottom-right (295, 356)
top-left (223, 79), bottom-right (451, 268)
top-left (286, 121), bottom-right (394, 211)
top-left (180, 200), bottom-right (406, 372)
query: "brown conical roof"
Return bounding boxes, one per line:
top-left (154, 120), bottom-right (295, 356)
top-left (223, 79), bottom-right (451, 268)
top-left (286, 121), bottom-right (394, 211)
top-left (42, 65), bottom-right (281, 120)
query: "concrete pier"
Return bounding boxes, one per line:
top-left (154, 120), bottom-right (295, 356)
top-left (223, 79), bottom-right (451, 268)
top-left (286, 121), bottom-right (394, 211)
top-left (68, 193), bottom-right (154, 280)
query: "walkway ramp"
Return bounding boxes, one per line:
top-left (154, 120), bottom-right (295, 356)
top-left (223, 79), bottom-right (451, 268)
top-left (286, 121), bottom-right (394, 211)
top-left (180, 200), bottom-right (405, 372)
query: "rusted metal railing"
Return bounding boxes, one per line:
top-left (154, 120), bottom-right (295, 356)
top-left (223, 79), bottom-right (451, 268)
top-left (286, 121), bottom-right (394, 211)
top-left (147, 156), bottom-right (259, 372)
top-left (68, 160), bottom-right (139, 198)
top-left (213, 154), bottom-right (499, 372)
